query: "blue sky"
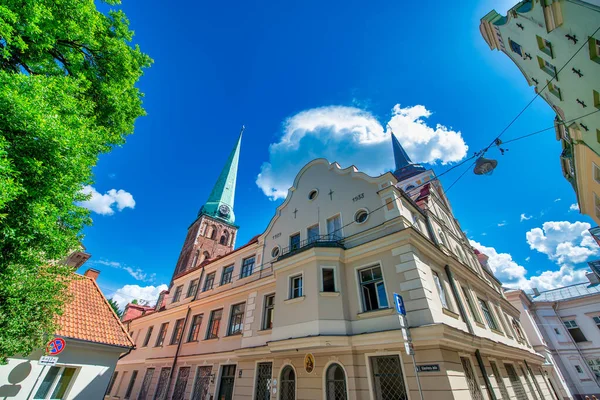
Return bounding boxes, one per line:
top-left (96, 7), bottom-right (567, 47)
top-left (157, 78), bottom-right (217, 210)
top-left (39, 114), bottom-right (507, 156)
top-left (83, 0), bottom-right (598, 307)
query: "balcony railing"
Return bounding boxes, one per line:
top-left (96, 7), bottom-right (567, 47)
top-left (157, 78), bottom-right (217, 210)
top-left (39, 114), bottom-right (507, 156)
top-left (277, 234), bottom-right (344, 261)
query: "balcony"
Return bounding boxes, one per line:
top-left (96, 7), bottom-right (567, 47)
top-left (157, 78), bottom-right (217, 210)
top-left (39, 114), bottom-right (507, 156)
top-left (277, 234), bottom-right (345, 262)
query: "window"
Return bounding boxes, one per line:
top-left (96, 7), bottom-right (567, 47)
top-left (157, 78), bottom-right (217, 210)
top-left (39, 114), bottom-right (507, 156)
top-left (490, 361), bottom-right (509, 400)
top-left (187, 314), bottom-right (203, 342)
top-left (327, 214), bottom-right (342, 240)
top-left (308, 189), bottom-right (318, 200)
top-left (206, 309), bottom-right (222, 339)
top-left (520, 366), bottom-right (539, 400)
top-left (142, 326), bottom-right (153, 347)
top-left (217, 365), bottom-right (237, 400)
top-left (172, 367), bottom-right (191, 400)
top-left (509, 39), bottom-right (523, 56)
top-left (595, 193), bottom-right (600, 220)
top-left (478, 298), bottom-right (498, 330)
top-left (107, 371), bottom-right (118, 396)
top-left (241, 256), bottom-right (255, 278)
top-left (34, 366), bottom-right (77, 399)
top-left (548, 81), bottom-right (562, 100)
top-left (170, 318), bottom-right (185, 345)
top-left (172, 285), bottom-right (183, 303)
top-left (154, 367), bottom-right (171, 400)
top-left (595, 90), bottom-right (600, 109)
top-left (228, 303), bottom-right (245, 335)
top-left (192, 366), bottom-right (212, 400)
top-left (263, 294), bottom-right (275, 330)
top-left (597, 129), bottom-right (600, 145)
top-left (322, 268), bottom-right (336, 292)
top-left (187, 279), bottom-right (199, 298)
top-left (325, 363), bottom-right (348, 400)
top-left (513, 319), bottom-right (526, 343)
top-left (536, 35), bottom-right (553, 57)
top-left (594, 165), bottom-right (600, 184)
top-left (354, 209), bottom-right (369, 224)
top-left (255, 362), bottom-right (273, 400)
top-left (203, 272), bottom-right (215, 291)
top-left (290, 233), bottom-right (301, 251)
top-left (221, 265), bottom-right (234, 285)
top-left (370, 355), bottom-right (408, 400)
top-left (280, 366), bottom-right (296, 400)
top-left (307, 224), bottom-right (320, 243)
top-left (437, 230), bottom-right (447, 247)
top-left (462, 287), bottom-right (481, 323)
top-left (271, 246), bottom-right (280, 258)
top-left (538, 56), bottom-right (557, 77)
top-left (137, 368), bottom-right (155, 400)
top-left (593, 316), bottom-right (600, 329)
top-left (155, 322), bottom-right (169, 346)
top-left (563, 319), bottom-right (587, 342)
top-left (219, 230), bottom-right (230, 246)
top-left (359, 265), bottom-right (389, 312)
top-left (461, 357), bottom-right (483, 400)
top-left (554, 328), bottom-right (561, 335)
top-left (290, 274), bottom-right (303, 299)
top-left (124, 370), bottom-right (138, 400)
top-left (575, 365), bottom-right (583, 373)
top-left (591, 37), bottom-right (600, 61)
top-left (433, 271), bottom-right (450, 309)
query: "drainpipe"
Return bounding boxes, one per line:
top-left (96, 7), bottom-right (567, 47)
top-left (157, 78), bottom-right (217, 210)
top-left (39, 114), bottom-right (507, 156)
top-left (445, 264), bottom-right (496, 400)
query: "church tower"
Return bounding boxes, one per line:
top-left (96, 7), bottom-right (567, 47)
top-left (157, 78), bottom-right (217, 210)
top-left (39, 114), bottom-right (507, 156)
top-left (171, 127), bottom-right (243, 280)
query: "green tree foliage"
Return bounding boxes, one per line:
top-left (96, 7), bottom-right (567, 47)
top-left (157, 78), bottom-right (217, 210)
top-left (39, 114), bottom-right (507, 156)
top-left (0, 0), bottom-right (151, 361)
top-left (107, 298), bottom-right (123, 319)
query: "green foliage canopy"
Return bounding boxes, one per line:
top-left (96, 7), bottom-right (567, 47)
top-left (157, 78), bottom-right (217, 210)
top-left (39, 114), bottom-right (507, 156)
top-left (0, 0), bottom-right (151, 361)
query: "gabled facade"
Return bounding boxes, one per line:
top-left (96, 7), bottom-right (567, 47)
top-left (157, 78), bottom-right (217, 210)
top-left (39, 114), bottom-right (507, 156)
top-left (480, 0), bottom-right (600, 225)
top-left (112, 134), bottom-right (555, 400)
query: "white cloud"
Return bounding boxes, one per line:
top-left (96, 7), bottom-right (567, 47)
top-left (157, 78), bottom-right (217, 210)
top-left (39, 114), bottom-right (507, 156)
top-left (469, 240), bottom-right (589, 291)
top-left (109, 284), bottom-right (168, 310)
top-left (520, 213), bottom-right (532, 222)
top-left (498, 221), bottom-right (507, 227)
top-left (525, 257), bottom-right (530, 262)
top-left (554, 198), bottom-right (561, 202)
top-left (256, 104), bottom-right (468, 200)
top-left (569, 203), bottom-right (580, 212)
top-left (79, 185), bottom-right (135, 215)
top-left (526, 221), bottom-right (599, 265)
top-left (92, 260), bottom-right (156, 283)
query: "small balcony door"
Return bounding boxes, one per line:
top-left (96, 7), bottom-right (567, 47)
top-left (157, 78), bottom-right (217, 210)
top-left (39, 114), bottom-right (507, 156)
top-left (327, 215), bottom-right (342, 240)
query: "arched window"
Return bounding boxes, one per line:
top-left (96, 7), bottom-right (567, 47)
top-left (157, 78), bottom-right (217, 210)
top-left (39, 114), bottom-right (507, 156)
top-left (210, 225), bottom-right (217, 240)
top-left (191, 250), bottom-right (200, 268)
top-left (438, 230), bottom-right (447, 247)
top-left (325, 363), bottom-right (347, 400)
top-left (280, 366), bottom-right (295, 400)
top-left (199, 251), bottom-right (210, 264)
top-left (220, 230), bottom-right (230, 246)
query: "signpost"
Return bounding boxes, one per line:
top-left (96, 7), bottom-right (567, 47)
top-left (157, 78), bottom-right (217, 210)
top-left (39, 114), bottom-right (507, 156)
top-left (393, 293), bottom-right (424, 400)
top-left (46, 338), bottom-right (66, 356)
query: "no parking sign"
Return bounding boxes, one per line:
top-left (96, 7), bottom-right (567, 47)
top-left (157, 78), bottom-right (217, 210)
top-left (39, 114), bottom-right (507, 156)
top-left (46, 338), bottom-right (66, 356)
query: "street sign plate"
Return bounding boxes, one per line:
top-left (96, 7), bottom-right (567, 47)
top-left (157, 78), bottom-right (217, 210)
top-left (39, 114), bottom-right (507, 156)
top-left (39, 356), bottom-right (59, 366)
top-left (401, 327), bottom-right (410, 342)
top-left (417, 364), bottom-right (440, 372)
top-left (397, 314), bottom-right (408, 328)
top-left (393, 293), bottom-right (405, 315)
top-left (404, 341), bottom-right (414, 355)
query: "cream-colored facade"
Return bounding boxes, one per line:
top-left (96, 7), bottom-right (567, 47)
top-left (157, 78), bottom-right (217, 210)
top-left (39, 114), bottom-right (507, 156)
top-left (108, 150), bottom-right (564, 400)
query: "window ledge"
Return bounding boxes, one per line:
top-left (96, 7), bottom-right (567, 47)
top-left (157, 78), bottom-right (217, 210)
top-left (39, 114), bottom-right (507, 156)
top-left (491, 328), bottom-right (505, 336)
top-left (442, 308), bottom-right (460, 319)
top-left (474, 321), bottom-right (486, 329)
top-left (222, 333), bottom-right (242, 340)
top-left (357, 308), bottom-right (394, 319)
top-left (203, 337), bottom-right (219, 342)
top-left (184, 340), bottom-right (199, 344)
top-left (319, 291), bottom-right (340, 297)
top-left (284, 296), bottom-right (305, 304)
top-left (257, 328), bottom-right (272, 335)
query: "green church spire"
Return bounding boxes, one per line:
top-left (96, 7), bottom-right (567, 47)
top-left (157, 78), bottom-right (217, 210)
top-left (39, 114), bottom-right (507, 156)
top-left (198, 126), bottom-right (244, 225)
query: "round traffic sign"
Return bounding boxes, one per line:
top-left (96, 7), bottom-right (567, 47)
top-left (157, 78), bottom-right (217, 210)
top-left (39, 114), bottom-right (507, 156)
top-left (46, 338), bottom-right (66, 356)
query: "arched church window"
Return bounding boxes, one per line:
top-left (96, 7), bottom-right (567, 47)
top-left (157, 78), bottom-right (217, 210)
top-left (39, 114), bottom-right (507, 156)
top-left (220, 230), bottom-right (230, 246)
top-left (405, 184), bottom-right (415, 192)
top-left (205, 225), bottom-right (215, 239)
top-left (191, 250), bottom-right (200, 268)
top-left (203, 251), bottom-right (210, 262)
top-left (210, 225), bottom-right (217, 240)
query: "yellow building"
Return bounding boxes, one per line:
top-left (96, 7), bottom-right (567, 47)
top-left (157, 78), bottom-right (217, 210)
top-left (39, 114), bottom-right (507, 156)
top-left (108, 133), bottom-right (563, 400)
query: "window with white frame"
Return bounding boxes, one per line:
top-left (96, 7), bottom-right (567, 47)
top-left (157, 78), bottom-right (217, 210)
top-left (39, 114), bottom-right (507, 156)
top-left (358, 265), bottom-right (389, 312)
top-left (34, 366), bottom-right (77, 399)
top-left (594, 164), bottom-right (600, 184)
top-left (593, 316), bottom-right (600, 330)
top-left (227, 303), bottom-right (245, 335)
top-left (322, 268), bottom-right (336, 292)
top-left (563, 319), bottom-right (587, 342)
top-left (307, 224), bottom-right (320, 243)
top-left (462, 286), bottom-right (481, 323)
top-left (433, 271), bottom-right (450, 309)
top-left (221, 265), bottom-right (233, 285)
top-left (187, 279), bottom-right (199, 298)
top-left (478, 298), bottom-right (498, 330)
top-left (290, 274), bottom-right (303, 299)
top-left (240, 256), bottom-right (255, 278)
top-left (263, 294), bottom-right (275, 330)
top-left (172, 285), bottom-right (183, 303)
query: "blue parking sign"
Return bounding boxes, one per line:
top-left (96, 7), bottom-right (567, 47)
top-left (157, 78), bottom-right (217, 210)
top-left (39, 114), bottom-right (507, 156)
top-left (394, 293), bottom-right (405, 315)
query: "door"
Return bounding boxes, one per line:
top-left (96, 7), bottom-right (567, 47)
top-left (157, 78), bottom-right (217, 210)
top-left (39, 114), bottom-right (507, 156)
top-left (327, 215), bottom-right (342, 240)
top-left (289, 233), bottom-right (300, 251)
top-left (217, 365), bottom-right (236, 400)
top-left (191, 366), bottom-right (212, 400)
top-left (172, 367), bottom-right (190, 400)
top-left (280, 366), bottom-right (295, 400)
top-left (370, 356), bottom-right (407, 400)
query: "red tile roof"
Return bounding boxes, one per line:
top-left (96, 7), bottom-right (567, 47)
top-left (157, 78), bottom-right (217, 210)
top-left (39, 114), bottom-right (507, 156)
top-left (55, 274), bottom-right (134, 348)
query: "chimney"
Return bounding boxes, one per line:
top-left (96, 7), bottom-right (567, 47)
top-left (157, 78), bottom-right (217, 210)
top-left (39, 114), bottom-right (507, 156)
top-left (84, 268), bottom-right (100, 281)
top-left (587, 272), bottom-right (600, 285)
top-left (532, 287), bottom-right (540, 296)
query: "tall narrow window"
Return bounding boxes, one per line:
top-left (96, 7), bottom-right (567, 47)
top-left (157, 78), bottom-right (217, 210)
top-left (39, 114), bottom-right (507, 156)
top-left (228, 303), bottom-right (245, 335)
top-left (203, 272), bottom-right (215, 291)
top-left (49, 368), bottom-right (76, 399)
top-left (280, 366), bottom-right (296, 400)
top-left (307, 224), bottom-right (320, 243)
top-left (106, 371), bottom-right (119, 396)
top-left (206, 309), bottom-right (223, 339)
top-left (536, 35), bottom-right (553, 57)
top-left (593, 316), bottom-right (600, 329)
top-left (478, 298), bottom-right (498, 330)
top-left (187, 314), bottom-right (203, 342)
top-left (520, 366), bottom-right (539, 400)
top-left (154, 367), bottom-right (171, 400)
top-left (290, 233), bottom-right (301, 251)
top-left (322, 268), bottom-right (335, 292)
top-left (221, 265), bottom-right (234, 285)
top-left (433, 271), bottom-right (449, 309)
top-left (170, 318), bottom-right (185, 345)
top-left (191, 366), bottom-right (212, 400)
top-left (461, 357), bottom-right (483, 400)
top-left (137, 368), bottom-right (155, 400)
top-left (172, 366), bottom-right (191, 400)
top-left (217, 365), bottom-right (237, 400)
top-left (359, 265), bottom-right (388, 312)
top-left (172, 285), bottom-right (183, 303)
top-left (370, 355), bottom-right (408, 400)
top-left (187, 279), bottom-right (199, 298)
top-left (263, 294), bottom-right (275, 330)
top-left (124, 370), bottom-right (138, 400)
top-left (142, 326), bottom-right (154, 347)
top-left (526, 364), bottom-right (545, 399)
top-left (241, 256), bottom-right (255, 278)
top-left (462, 287), bottom-right (481, 323)
top-left (325, 363), bottom-right (348, 400)
top-left (327, 215), bottom-right (342, 240)
top-left (290, 275), bottom-right (303, 299)
top-left (489, 361), bottom-right (509, 400)
top-left (509, 39), bottom-right (523, 56)
top-left (155, 322), bottom-right (169, 347)
top-left (254, 362), bottom-right (273, 400)
top-left (563, 319), bottom-right (587, 342)
top-left (505, 364), bottom-right (527, 400)
top-left (513, 319), bottom-right (526, 343)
